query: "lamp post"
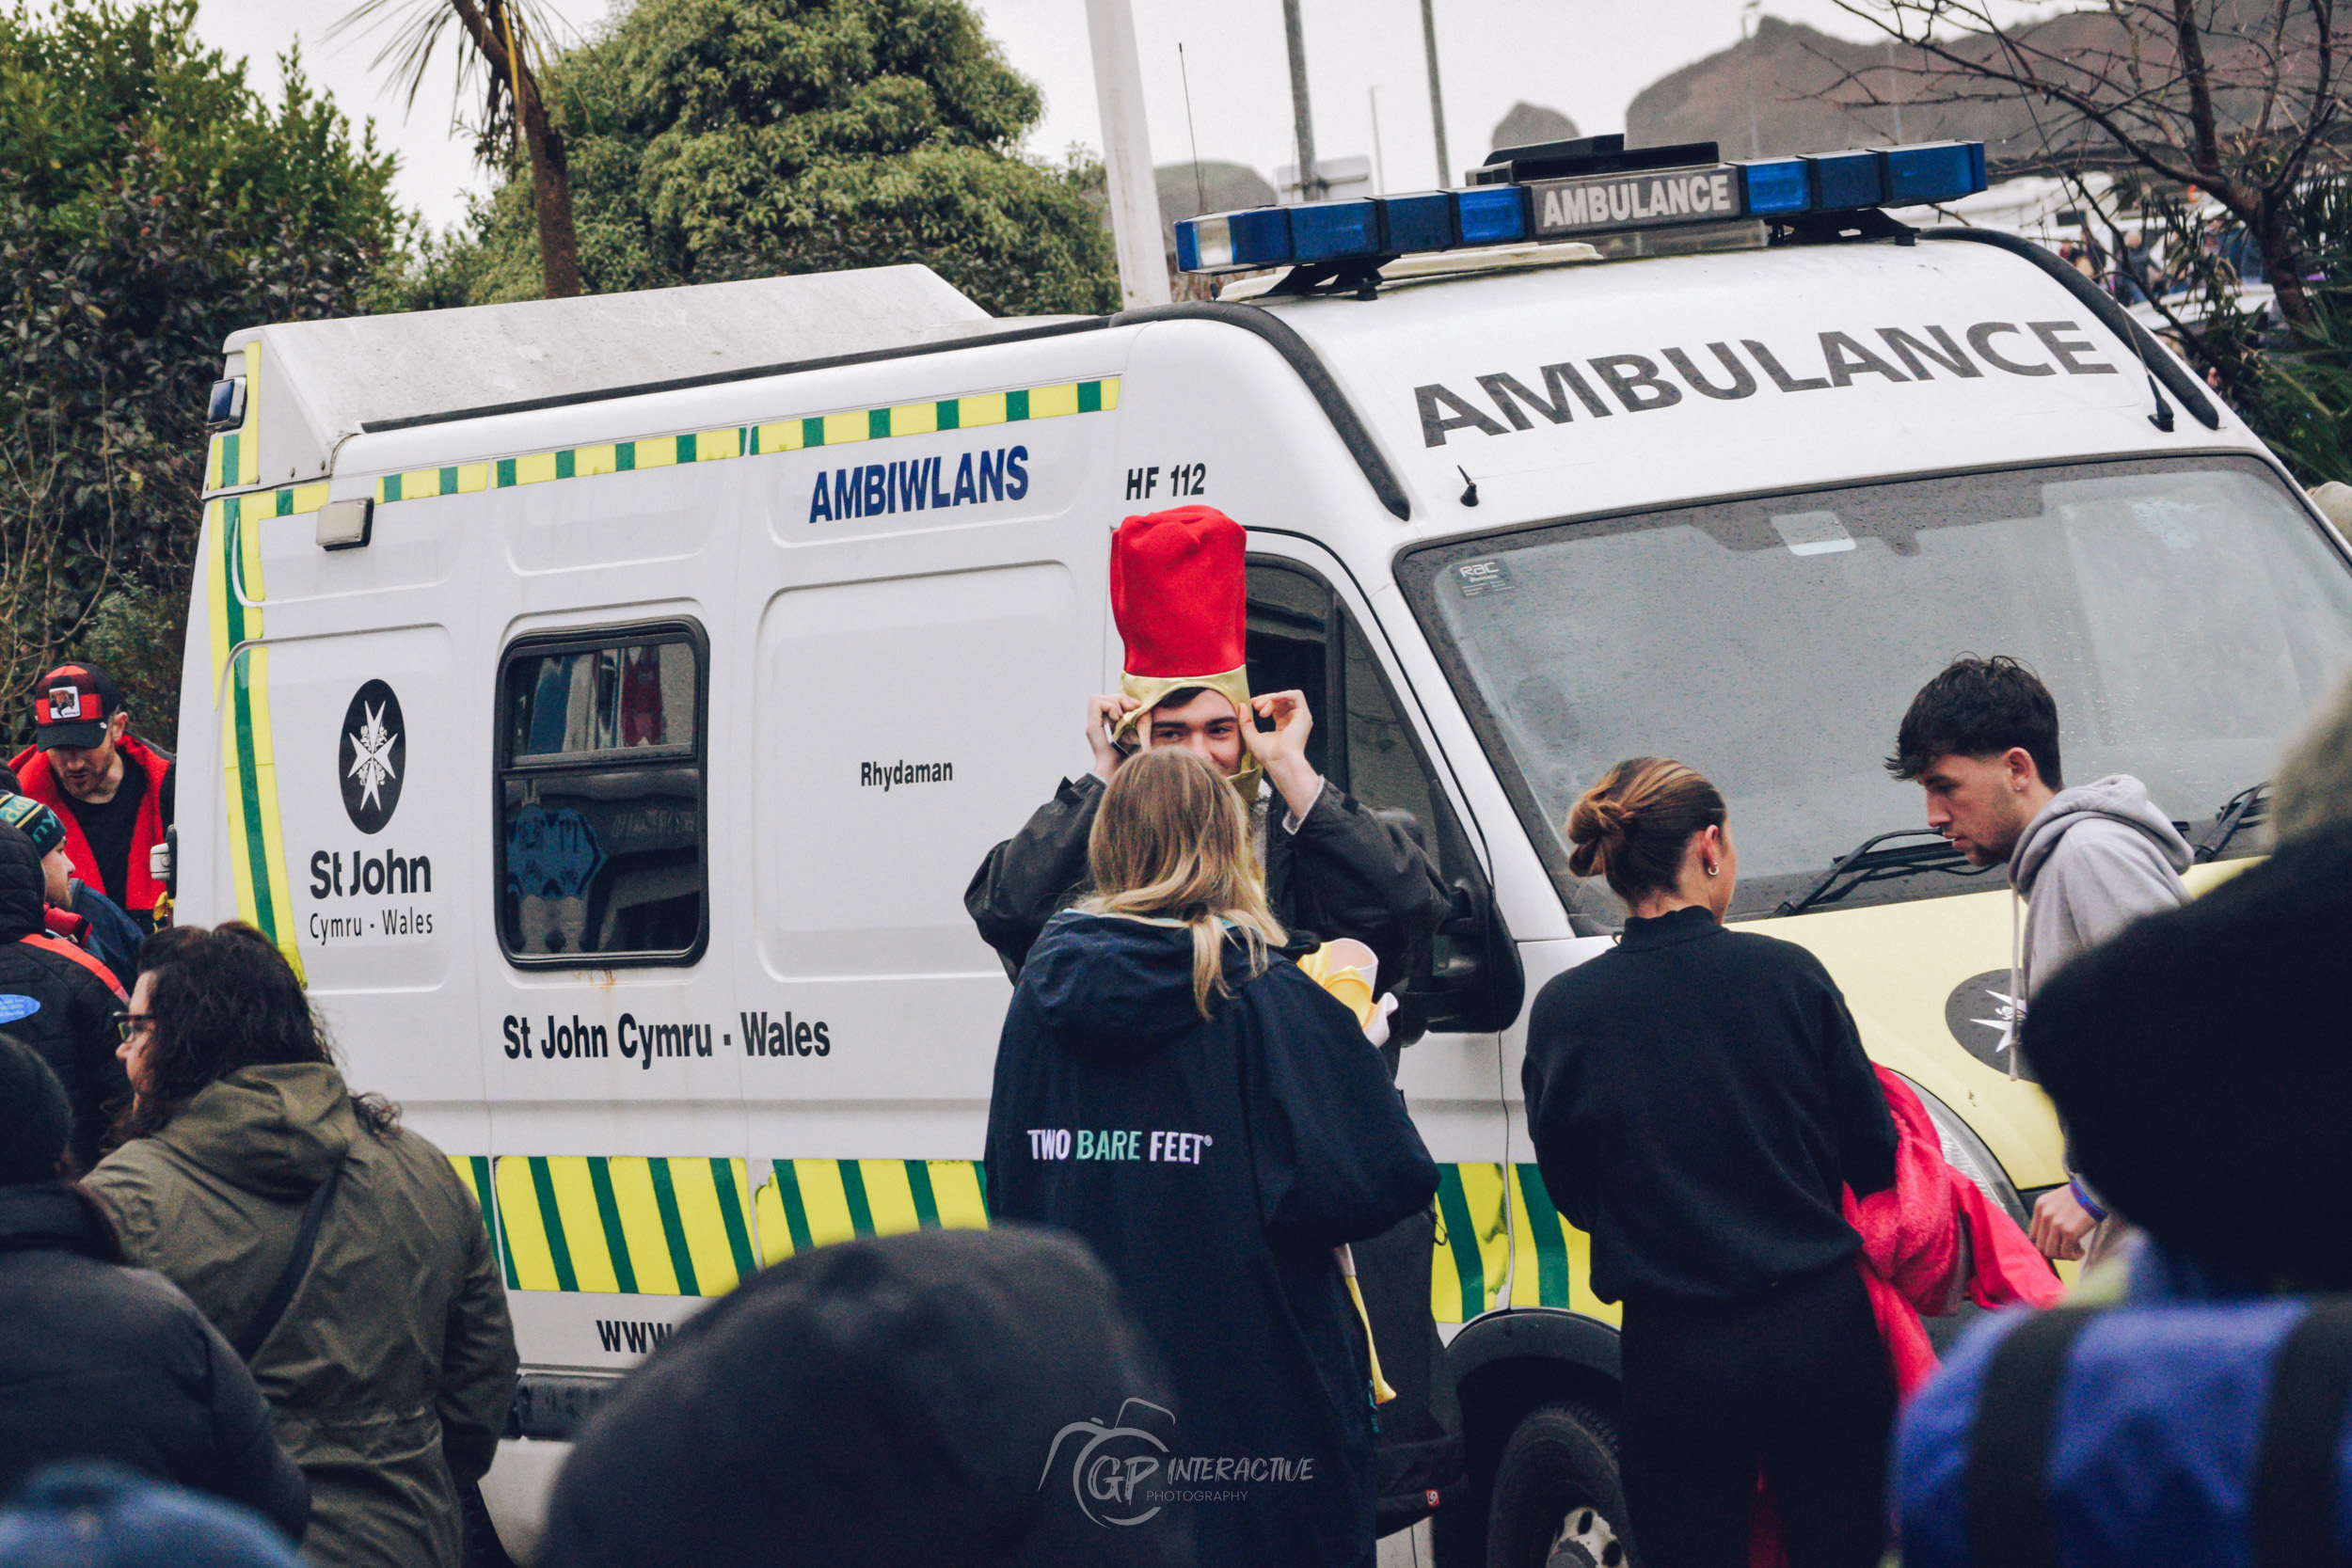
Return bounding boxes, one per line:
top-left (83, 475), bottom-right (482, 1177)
top-left (1742, 0), bottom-right (1762, 160)
top-left (1281, 0), bottom-right (1325, 200)
top-left (1421, 0), bottom-right (1451, 184)
top-left (1083, 0), bottom-right (1171, 307)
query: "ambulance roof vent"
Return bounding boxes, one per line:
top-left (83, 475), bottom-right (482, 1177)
top-left (219, 264), bottom-right (990, 483)
top-left (1172, 140), bottom-right (1989, 285)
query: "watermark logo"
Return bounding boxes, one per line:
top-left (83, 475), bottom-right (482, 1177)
top-left (1038, 1399), bottom-right (1173, 1528)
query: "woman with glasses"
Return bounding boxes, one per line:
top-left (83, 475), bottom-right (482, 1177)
top-left (85, 924), bottom-right (517, 1568)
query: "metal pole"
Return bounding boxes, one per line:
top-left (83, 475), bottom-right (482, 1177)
top-left (1369, 84), bottom-right (1387, 194)
top-left (1886, 40), bottom-right (1904, 143)
top-left (1281, 0), bottom-right (1323, 200)
top-left (1084, 0), bottom-right (1171, 307)
top-left (1419, 0), bottom-right (1450, 184)
top-left (1741, 0), bottom-right (1762, 160)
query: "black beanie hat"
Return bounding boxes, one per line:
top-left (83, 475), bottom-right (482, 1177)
top-left (0, 1032), bottom-right (72, 1184)
top-left (536, 1226), bottom-right (1189, 1568)
top-left (2021, 818), bottom-right (2352, 1289)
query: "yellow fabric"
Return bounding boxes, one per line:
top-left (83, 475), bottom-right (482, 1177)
top-left (1113, 665), bottom-right (1262, 795)
top-left (1310, 950), bottom-right (1393, 1404)
top-left (1345, 1271), bottom-right (1398, 1404)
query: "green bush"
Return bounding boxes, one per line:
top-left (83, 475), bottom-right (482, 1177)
top-left (0, 1), bottom-right (399, 752)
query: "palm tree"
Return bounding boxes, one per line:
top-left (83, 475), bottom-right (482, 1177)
top-left (332, 0), bottom-right (581, 298)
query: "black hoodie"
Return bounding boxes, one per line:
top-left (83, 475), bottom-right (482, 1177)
top-left (986, 911), bottom-right (1439, 1568)
top-left (0, 821), bottom-right (127, 1169)
top-left (0, 1184), bottom-right (309, 1538)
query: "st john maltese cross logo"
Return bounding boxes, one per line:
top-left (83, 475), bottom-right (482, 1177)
top-left (347, 703), bottom-right (400, 812)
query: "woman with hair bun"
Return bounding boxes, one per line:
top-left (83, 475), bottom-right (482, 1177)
top-left (1524, 759), bottom-right (1899, 1568)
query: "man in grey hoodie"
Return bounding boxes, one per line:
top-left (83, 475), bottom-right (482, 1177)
top-left (1888, 656), bottom-right (2190, 1262)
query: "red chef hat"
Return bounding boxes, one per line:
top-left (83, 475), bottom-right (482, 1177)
top-left (1108, 507), bottom-right (1256, 777)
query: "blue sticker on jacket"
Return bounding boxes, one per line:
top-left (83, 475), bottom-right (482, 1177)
top-left (0, 994), bottom-right (41, 1024)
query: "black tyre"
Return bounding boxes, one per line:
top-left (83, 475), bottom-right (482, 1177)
top-left (1485, 1398), bottom-right (1633, 1568)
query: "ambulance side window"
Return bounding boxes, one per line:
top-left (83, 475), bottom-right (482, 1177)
top-left (495, 622), bottom-right (708, 967)
top-left (1245, 563), bottom-right (1477, 890)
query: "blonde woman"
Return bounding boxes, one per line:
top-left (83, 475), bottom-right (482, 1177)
top-left (985, 747), bottom-right (1438, 1568)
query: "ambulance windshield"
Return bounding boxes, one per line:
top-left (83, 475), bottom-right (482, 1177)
top-left (1405, 454), bottom-right (2352, 927)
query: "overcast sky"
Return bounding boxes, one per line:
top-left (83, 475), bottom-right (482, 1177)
top-left (192, 0), bottom-right (1948, 234)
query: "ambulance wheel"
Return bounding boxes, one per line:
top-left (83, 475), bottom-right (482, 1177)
top-left (1485, 1398), bottom-right (1632, 1568)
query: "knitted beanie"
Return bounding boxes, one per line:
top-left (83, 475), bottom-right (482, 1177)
top-left (0, 793), bottom-right (65, 858)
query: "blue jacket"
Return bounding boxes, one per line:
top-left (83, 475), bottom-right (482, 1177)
top-left (986, 911), bottom-right (1439, 1568)
top-left (1897, 1247), bottom-right (2352, 1566)
top-left (67, 880), bottom-right (142, 993)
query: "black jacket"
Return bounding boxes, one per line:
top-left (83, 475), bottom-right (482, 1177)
top-left (0, 1184), bottom-right (309, 1539)
top-left (986, 912), bottom-right (1440, 1568)
top-left (964, 771), bottom-right (1452, 987)
top-left (0, 823), bottom-right (128, 1170)
top-left (538, 1227), bottom-right (1189, 1568)
top-left (1522, 907), bottom-right (1899, 1306)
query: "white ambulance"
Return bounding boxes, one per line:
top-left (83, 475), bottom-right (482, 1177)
top-left (181, 135), bottom-right (2352, 1564)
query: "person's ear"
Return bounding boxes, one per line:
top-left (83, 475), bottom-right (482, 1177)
top-left (2005, 746), bottom-right (2038, 792)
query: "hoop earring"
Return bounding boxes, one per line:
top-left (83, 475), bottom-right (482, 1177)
top-left (1705, 863), bottom-right (1720, 878)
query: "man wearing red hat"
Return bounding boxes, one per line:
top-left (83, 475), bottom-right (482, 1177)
top-left (9, 662), bottom-right (175, 933)
top-left (967, 506), bottom-right (1449, 984)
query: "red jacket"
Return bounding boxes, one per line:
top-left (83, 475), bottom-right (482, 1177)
top-left (8, 736), bottom-right (173, 915)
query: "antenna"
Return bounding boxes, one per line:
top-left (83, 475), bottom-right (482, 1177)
top-left (1179, 42), bottom-right (1206, 214)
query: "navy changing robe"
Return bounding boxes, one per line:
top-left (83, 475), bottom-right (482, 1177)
top-left (987, 911), bottom-right (1438, 1568)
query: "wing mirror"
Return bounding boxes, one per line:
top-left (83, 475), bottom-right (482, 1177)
top-left (1395, 876), bottom-right (1524, 1043)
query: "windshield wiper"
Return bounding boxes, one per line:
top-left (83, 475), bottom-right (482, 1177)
top-left (2193, 781), bottom-right (2270, 863)
top-left (1772, 829), bottom-right (1995, 918)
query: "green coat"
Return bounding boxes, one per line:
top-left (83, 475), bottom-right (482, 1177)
top-left (86, 1064), bottom-right (516, 1568)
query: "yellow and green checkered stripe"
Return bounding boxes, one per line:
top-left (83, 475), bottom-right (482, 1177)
top-left (202, 491), bottom-right (306, 981)
top-left (203, 342), bottom-right (261, 493)
top-left (753, 1158), bottom-right (990, 1265)
top-left (1433, 1164), bottom-right (1510, 1323)
top-left (374, 378), bottom-right (1120, 505)
top-left (448, 1155), bottom-right (509, 1275)
top-left (481, 1155), bottom-right (1577, 1325)
top-left (495, 1156), bottom-right (758, 1297)
top-left (1504, 1164), bottom-right (1620, 1323)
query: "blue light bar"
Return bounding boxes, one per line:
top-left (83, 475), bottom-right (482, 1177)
top-left (1453, 185), bottom-right (1529, 245)
top-left (1290, 199), bottom-right (1381, 262)
top-left (1172, 207), bottom-right (1293, 272)
top-left (1739, 159), bottom-right (1810, 217)
top-left (1379, 192), bottom-right (1454, 254)
top-left (1807, 150), bottom-right (1887, 211)
top-left (1883, 141), bottom-right (1988, 205)
top-left (1168, 139), bottom-right (1988, 274)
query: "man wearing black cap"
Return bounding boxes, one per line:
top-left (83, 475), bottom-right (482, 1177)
top-left (8, 661), bottom-right (175, 932)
